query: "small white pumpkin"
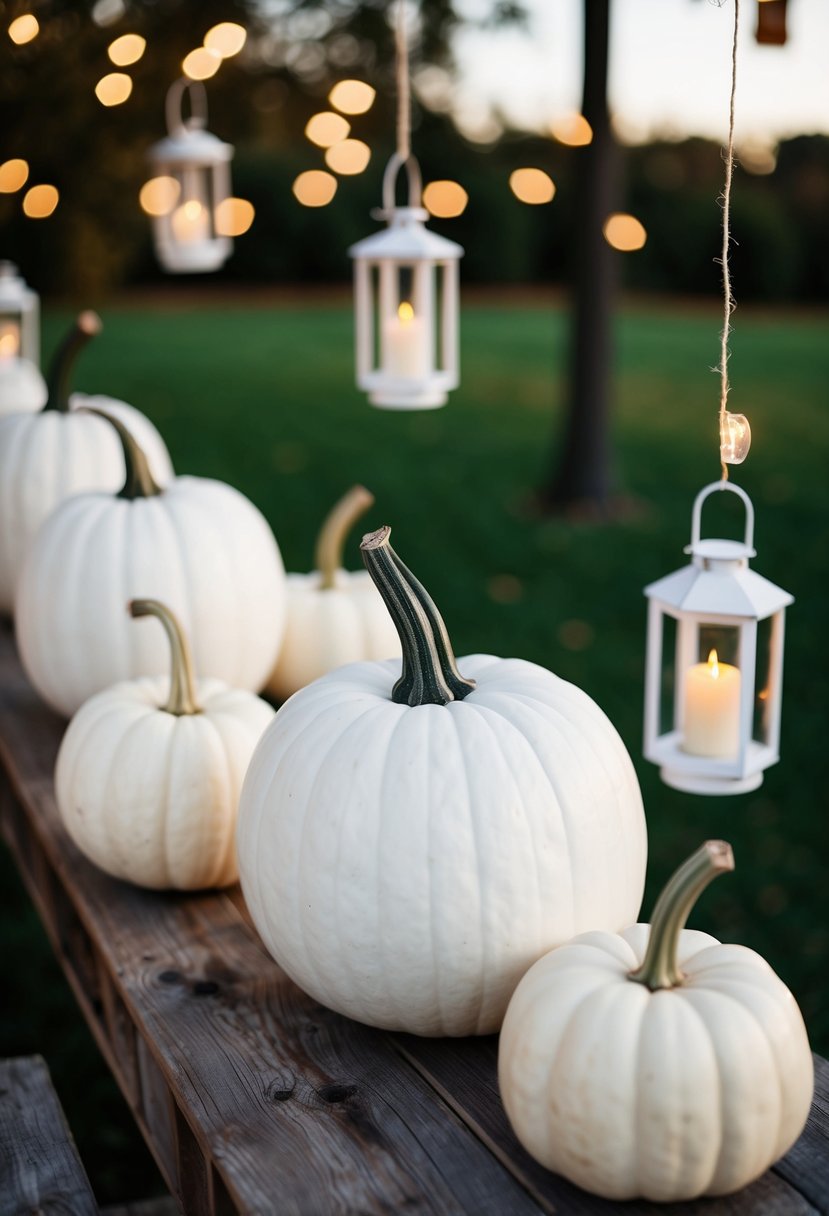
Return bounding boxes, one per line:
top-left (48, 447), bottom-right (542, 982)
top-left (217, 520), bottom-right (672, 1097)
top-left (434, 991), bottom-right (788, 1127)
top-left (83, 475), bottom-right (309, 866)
top-left (0, 312), bottom-right (173, 614)
top-left (16, 408), bottom-right (286, 718)
top-left (56, 599), bottom-right (275, 889)
top-left (498, 840), bottom-right (814, 1203)
top-left (237, 525), bottom-right (647, 1037)
top-left (267, 485), bottom-right (401, 702)
top-left (0, 355), bottom-right (47, 415)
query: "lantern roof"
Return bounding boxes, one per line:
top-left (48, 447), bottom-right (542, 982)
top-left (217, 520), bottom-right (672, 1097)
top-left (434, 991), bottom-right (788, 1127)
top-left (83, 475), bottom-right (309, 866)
top-left (0, 261), bottom-right (36, 310)
top-left (645, 557), bottom-right (792, 618)
top-left (149, 124), bottom-right (232, 167)
top-left (349, 208), bottom-right (463, 262)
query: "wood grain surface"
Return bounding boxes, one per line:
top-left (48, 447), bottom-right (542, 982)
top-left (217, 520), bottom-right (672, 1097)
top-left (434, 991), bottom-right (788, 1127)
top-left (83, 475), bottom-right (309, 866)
top-left (0, 1054), bottom-right (98, 1216)
top-left (1, 623), bottom-right (827, 1216)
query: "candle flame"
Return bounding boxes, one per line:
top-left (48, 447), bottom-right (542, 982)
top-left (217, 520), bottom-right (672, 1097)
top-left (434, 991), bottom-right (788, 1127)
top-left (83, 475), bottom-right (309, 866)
top-left (0, 327), bottom-right (19, 358)
top-left (398, 301), bottom-right (414, 324)
top-left (708, 648), bottom-right (720, 679)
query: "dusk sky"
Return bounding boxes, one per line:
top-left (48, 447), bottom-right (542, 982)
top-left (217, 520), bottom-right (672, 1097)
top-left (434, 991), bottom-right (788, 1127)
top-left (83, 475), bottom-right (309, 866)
top-left (451, 0), bottom-right (829, 146)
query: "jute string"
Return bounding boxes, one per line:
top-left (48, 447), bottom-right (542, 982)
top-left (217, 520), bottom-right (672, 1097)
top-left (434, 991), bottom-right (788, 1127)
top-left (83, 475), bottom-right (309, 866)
top-left (395, 0), bottom-right (411, 161)
top-left (718, 0), bottom-right (739, 481)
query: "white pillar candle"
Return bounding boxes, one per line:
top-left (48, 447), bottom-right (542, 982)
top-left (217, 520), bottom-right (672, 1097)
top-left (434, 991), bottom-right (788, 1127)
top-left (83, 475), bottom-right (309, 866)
top-left (171, 199), bottom-right (209, 244)
top-left (383, 301), bottom-right (428, 378)
top-left (683, 649), bottom-right (741, 757)
top-left (0, 321), bottom-right (20, 363)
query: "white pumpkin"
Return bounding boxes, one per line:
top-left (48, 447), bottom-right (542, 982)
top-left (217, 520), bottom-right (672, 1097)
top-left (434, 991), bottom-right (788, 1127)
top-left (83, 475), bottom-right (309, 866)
top-left (16, 408), bottom-right (286, 718)
top-left (237, 525), bottom-right (647, 1037)
top-left (0, 312), bottom-right (173, 614)
top-left (267, 485), bottom-right (401, 702)
top-left (0, 355), bottom-right (47, 415)
top-left (56, 599), bottom-right (275, 889)
top-left (498, 840), bottom-right (814, 1203)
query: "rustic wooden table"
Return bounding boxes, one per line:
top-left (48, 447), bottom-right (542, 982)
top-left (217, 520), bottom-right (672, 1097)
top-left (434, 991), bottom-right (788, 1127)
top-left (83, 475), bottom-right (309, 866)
top-left (1, 622), bottom-right (827, 1216)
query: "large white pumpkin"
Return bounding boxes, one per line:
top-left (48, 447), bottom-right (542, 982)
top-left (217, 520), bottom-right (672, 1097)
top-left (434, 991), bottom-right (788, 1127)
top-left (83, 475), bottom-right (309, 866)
top-left (498, 840), bottom-right (814, 1202)
top-left (56, 599), bottom-right (275, 889)
top-left (0, 312), bottom-right (173, 614)
top-left (16, 408), bottom-right (285, 717)
top-left (238, 525), bottom-right (647, 1037)
top-left (267, 485), bottom-right (400, 702)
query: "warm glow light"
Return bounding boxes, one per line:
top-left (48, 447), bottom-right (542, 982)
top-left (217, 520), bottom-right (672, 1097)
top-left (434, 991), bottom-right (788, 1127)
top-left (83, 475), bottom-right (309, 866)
top-left (721, 411), bottom-right (751, 465)
top-left (0, 159), bottom-right (29, 193)
top-left (108, 33), bottom-right (146, 66)
top-left (292, 170), bottom-right (337, 207)
top-left (22, 184), bottom-right (59, 218)
top-left (0, 324), bottom-right (20, 359)
top-left (324, 139), bottom-right (371, 175)
top-left (398, 301), bottom-right (414, 323)
top-left (328, 80), bottom-right (376, 115)
top-left (8, 14), bottom-right (39, 44)
top-left (171, 199), bottom-right (208, 242)
top-left (204, 22), bottom-right (247, 59)
top-left (509, 168), bottom-right (555, 205)
top-left (182, 46), bottom-right (221, 80)
top-left (215, 197), bottom-right (255, 237)
top-left (603, 212), bottom-right (647, 251)
top-left (95, 72), bottom-right (133, 106)
top-left (304, 112), bottom-right (350, 148)
top-left (423, 180), bottom-right (468, 219)
top-left (550, 113), bottom-right (593, 147)
top-left (708, 649), bottom-right (720, 679)
top-left (139, 176), bottom-right (180, 216)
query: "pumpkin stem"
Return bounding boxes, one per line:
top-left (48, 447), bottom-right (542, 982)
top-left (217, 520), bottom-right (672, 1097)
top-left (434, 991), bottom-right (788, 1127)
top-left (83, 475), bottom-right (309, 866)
top-left (129, 599), bottom-right (201, 716)
top-left (629, 840), bottom-right (734, 991)
top-left (78, 406), bottom-right (162, 500)
top-left (43, 311), bottom-right (102, 413)
top-left (315, 485), bottom-right (375, 590)
top-left (360, 525), bottom-right (476, 707)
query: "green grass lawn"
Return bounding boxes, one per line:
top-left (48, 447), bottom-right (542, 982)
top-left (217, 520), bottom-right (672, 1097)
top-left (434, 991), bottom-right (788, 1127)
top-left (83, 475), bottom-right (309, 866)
top-left (2, 295), bottom-right (828, 1201)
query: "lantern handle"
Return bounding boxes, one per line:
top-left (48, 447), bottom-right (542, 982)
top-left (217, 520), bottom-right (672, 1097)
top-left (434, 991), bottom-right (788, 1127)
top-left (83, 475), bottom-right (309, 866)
top-left (380, 151), bottom-right (423, 214)
top-left (689, 481), bottom-right (754, 550)
top-left (166, 77), bottom-right (209, 137)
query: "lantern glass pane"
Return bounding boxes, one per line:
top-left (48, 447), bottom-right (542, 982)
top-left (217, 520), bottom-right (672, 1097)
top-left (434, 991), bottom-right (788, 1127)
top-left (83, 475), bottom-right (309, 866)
top-left (168, 165), bottom-right (216, 242)
top-left (753, 615), bottom-right (773, 747)
top-left (696, 623), bottom-right (739, 668)
top-left (0, 312), bottom-right (22, 360)
top-left (379, 263), bottom-right (429, 380)
top-left (659, 611), bottom-right (677, 736)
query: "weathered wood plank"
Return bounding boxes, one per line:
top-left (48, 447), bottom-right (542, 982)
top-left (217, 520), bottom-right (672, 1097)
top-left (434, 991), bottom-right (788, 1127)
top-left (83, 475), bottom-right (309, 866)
top-left (0, 1054), bottom-right (98, 1216)
top-left (774, 1054), bottom-right (829, 1211)
top-left (0, 631), bottom-right (543, 1216)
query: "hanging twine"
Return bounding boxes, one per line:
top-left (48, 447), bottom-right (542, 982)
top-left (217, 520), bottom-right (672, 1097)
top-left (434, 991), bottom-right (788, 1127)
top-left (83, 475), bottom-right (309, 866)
top-left (717, 0), bottom-right (739, 481)
top-left (395, 0), bottom-right (411, 161)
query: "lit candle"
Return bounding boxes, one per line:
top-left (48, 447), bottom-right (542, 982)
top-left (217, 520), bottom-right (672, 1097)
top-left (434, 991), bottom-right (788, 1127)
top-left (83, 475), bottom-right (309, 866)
top-left (383, 301), bottom-right (428, 378)
top-left (0, 321), bottom-right (20, 363)
top-left (683, 648), bottom-right (741, 757)
top-left (170, 199), bottom-right (209, 244)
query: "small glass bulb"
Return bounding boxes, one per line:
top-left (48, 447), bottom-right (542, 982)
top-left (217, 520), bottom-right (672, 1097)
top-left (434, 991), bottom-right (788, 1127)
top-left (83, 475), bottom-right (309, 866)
top-left (721, 411), bottom-right (751, 465)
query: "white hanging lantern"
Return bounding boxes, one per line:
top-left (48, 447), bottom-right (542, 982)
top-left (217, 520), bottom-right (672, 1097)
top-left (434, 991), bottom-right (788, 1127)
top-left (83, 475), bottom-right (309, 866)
top-left (643, 481), bottom-right (792, 795)
top-left (0, 261), bottom-right (46, 414)
top-left (349, 154), bottom-right (462, 410)
top-left (145, 79), bottom-right (233, 274)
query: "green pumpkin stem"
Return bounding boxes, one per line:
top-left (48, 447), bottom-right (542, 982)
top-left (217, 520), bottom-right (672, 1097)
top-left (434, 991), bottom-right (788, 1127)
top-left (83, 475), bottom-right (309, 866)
top-left (129, 599), bottom-right (201, 716)
top-left (629, 840), bottom-right (734, 991)
top-left (43, 311), bottom-right (102, 413)
top-left (315, 485), bottom-right (375, 590)
top-left (79, 406), bottom-right (162, 500)
top-left (361, 525), bottom-right (476, 707)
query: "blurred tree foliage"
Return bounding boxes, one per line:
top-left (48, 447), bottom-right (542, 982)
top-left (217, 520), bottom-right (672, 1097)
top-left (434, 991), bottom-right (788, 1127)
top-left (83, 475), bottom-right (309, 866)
top-left (1, 1), bottom-right (827, 301)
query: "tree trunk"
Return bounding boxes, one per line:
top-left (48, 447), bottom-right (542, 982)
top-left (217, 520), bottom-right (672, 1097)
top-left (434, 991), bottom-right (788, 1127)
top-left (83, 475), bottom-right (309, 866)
top-left (542, 0), bottom-right (619, 514)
